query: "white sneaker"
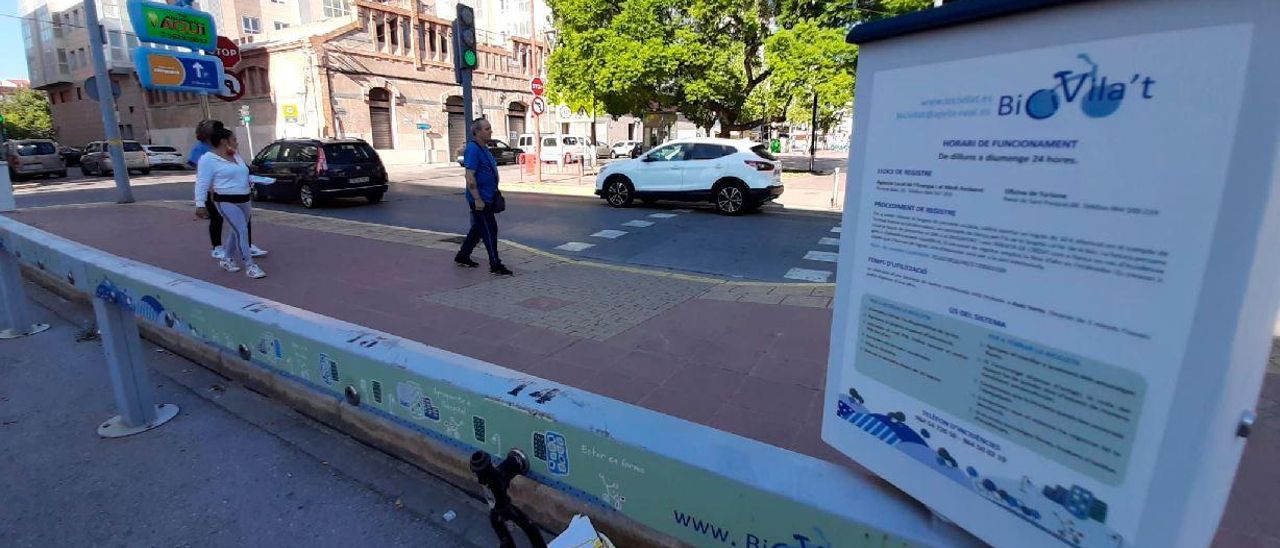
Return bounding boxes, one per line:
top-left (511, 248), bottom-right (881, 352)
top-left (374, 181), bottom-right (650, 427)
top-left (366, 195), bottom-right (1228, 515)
top-left (219, 259), bottom-right (241, 273)
top-left (249, 244), bottom-right (268, 258)
top-left (211, 246), bottom-right (227, 260)
top-left (245, 264), bottom-right (267, 279)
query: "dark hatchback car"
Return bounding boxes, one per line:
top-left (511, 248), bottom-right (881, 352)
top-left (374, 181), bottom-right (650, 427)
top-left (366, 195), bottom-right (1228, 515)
top-left (249, 138), bottom-right (389, 208)
top-left (455, 140), bottom-right (524, 166)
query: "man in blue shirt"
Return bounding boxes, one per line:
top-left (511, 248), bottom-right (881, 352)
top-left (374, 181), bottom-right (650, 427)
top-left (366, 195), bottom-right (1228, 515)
top-left (455, 117), bottom-right (512, 275)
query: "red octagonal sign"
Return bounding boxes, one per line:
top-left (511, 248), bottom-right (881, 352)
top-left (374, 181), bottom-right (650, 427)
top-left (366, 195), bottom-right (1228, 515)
top-left (530, 77), bottom-right (544, 96)
top-left (215, 35), bottom-right (241, 70)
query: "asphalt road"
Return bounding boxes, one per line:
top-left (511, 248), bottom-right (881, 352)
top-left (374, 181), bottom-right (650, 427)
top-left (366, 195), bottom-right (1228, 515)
top-left (14, 172), bottom-right (842, 283)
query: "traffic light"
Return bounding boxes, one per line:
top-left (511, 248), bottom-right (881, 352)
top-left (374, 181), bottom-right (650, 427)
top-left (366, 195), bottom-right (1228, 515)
top-left (453, 4), bottom-right (478, 72)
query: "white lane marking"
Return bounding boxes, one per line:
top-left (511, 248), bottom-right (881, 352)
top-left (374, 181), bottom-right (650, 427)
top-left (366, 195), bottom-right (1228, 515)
top-left (591, 229), bottom-right (628, 239)
top-left (621, 220), bottom-right (654, 228)
top-left (649, 213), bottom-right (678, 219)
top-left (830, 226), bottom-right (842, 233)
top-left (785, 268), bottom-right (832, 282)
top-left (818, 237), bottom-right (840, 247)
top-left (804, 251), bottom-right (839, 263)
top-left (555, 242), bottom-right (595, 252)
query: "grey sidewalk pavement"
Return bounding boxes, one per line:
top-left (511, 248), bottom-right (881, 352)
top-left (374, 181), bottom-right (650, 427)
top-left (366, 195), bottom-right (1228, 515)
top-left (0, 281), bottom-right (532, 548)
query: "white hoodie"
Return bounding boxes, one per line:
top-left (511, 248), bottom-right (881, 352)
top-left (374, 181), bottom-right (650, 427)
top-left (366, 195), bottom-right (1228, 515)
top-left (193, 151), bottom-right (250, 207)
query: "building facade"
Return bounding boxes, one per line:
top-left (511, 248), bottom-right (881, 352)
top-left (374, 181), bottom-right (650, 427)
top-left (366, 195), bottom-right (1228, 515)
top-left (21, 0), bottom-right (647, 161)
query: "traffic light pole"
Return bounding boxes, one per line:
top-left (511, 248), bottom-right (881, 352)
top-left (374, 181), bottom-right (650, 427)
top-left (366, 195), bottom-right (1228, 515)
top-left (85, 0), bottom-right (134, 204)
top-left (461, 71), bottom-right (474, 131)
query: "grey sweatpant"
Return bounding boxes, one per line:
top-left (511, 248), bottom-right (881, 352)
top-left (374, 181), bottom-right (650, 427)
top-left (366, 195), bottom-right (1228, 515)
top-left (213, 200), bottom-right (255, 267)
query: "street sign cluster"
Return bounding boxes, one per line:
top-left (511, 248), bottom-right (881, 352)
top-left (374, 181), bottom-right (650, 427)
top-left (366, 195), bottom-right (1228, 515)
top-left (531, 77), bottom-right (546, 116)
top-left (127, 0), bottom-right (227, 96)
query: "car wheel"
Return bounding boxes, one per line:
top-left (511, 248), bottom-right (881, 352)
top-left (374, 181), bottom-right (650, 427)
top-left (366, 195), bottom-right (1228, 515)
top-left (299, 184), bottom-right (320, 209)
top-left (8, 169), bottom-right (22, 182)
top-left (609, 151), bottom-right (618, 159)
top-left (603, 176), bottom-right (634, 208)
top-left (56, 171), bottom-right (67, 178)
top-left (713, 180), bottom-right (750, 215)
top-left (249, 184), bottom-right (263, 202)
top-left (366, 191), bottom-right (385, 204)
top-left (140, 169), bottom-right (151, 176)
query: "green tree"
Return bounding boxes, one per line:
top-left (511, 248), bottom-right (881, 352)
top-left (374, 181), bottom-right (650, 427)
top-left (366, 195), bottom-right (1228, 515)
top-left (776, 0), bottom-right (933, 28)
top-left (763, 20), bottom-right (856, 131)
top-left (0, 88), bottom-right (55, 140)
top-left (546, 0), bottom-right (776, 136)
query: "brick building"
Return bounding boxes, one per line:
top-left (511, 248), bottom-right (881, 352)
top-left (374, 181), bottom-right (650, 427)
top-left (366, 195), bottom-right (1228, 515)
top-left (22, 0), bottom-right (654, 164)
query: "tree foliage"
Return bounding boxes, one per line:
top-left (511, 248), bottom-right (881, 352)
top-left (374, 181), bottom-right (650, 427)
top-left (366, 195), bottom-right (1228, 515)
top-left (545, 0), bottom-right (931, 136)
top-left (0, 88), bottom-right (55, 140)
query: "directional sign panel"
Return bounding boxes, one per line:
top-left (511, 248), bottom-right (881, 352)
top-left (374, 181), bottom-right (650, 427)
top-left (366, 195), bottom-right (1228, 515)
top-left (127, 0), bottom-right (216, 50)
top-left (134, 47), bottom-right (224, 94)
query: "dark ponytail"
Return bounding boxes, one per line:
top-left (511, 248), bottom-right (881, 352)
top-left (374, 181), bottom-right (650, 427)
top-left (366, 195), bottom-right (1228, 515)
top-left (210, 127), bottom-right (235, 149)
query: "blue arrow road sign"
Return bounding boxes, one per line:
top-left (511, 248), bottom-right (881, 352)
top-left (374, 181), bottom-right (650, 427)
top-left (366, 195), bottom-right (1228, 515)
top-left (134, 47), bottom-right (224, 93)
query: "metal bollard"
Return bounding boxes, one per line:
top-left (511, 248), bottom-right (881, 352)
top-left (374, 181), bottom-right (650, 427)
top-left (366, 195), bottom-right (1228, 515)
top-left (0, 251), bottom-right (50, 339)
top-left (831, 167), bottom-right (842, 209)
top-left (0, 161), bottom-right (16, 212)
top-left (92, 294), bottom-right (179, 438)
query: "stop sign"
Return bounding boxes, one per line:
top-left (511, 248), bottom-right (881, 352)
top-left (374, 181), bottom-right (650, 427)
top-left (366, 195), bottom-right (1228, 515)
top-left (214, 36), bottom-right (241, 69)
top-left (530, 77), bottom-right (544, 96)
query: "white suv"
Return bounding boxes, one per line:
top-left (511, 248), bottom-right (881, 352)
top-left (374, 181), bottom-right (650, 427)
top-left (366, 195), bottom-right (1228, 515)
top-left (594, 138), bottom-right (783, 215)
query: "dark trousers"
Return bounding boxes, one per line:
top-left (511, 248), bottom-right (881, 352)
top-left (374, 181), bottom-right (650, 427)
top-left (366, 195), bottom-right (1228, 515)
top-left (207, 191), bottom-right (251, 247)
top-left (459, 207), bottom-right (501, 268)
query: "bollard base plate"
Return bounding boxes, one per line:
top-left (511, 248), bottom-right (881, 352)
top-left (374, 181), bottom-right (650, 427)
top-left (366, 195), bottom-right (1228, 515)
top-left (97, 403), bottom-right (180, 438)
top-left (0, 323), bottom-right (51, 339)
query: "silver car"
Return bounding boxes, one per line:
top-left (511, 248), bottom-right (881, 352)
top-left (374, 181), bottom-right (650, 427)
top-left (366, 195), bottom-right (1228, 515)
top-left (80, 140), bottom-right (150, 176)
top-left (3, 139), bottom-right (67, 181)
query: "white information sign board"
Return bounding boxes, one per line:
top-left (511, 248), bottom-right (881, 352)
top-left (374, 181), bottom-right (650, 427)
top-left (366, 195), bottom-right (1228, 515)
top-left (824, 1), bottom-right (1280, 547)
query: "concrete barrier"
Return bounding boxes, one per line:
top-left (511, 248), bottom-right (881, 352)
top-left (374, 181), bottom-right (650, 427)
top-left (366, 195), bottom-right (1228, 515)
top-left (0, 215), bottom-right (979, 548)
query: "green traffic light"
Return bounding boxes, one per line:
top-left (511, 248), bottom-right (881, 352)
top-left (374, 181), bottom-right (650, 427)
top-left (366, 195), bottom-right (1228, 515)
top-left (464, 50), bottom-right (477, 68)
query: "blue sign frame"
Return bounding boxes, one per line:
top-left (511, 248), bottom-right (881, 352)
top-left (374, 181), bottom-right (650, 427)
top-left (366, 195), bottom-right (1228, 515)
top-left (133, 47), bottom-right (225, 94)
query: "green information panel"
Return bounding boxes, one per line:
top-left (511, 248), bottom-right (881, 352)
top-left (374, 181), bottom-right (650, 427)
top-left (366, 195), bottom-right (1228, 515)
top-left (127, 0), bottom-right (216, 50)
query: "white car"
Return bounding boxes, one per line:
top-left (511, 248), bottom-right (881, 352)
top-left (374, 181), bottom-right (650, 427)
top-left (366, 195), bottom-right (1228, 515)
top-left (143, 145), bottom-right (185, 169)
top-left (608, 140), bottom-right (642, 159)
top-left (594, 138), bottom-right (783, 215)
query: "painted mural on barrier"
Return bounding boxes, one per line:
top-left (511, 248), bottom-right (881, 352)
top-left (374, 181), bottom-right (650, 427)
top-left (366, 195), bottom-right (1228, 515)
top-left (0, 222), bottom-right (922, 548)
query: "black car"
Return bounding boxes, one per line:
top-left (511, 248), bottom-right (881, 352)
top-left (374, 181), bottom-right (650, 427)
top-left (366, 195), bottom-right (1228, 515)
top-left (455, 140), bottom-right (525, 166)
top-left (249, 138), bottom-right (388, 209)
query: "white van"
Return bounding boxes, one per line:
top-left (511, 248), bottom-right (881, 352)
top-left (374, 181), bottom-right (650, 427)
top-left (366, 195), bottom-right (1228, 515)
top-left (516, 134), bottom-right (593, 163)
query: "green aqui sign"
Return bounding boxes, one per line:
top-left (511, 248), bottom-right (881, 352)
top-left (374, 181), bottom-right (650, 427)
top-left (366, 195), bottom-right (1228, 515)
top-left (127, 0), bottom-right (217, 50)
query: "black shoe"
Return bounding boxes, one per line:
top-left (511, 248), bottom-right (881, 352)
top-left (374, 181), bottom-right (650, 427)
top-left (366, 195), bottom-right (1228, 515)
top-left (490, 265), bottom-right (514, 276)
top-left (454, 255), bottom-right (479, 268)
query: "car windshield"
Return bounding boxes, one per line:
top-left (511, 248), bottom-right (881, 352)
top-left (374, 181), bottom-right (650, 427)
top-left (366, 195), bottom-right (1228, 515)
top-left (15, 142), bottom-right (56, 156)
top-left (148, 146), bottom-right (178, 153)
top-left (123, 142), bottom-right (143, 152)
top-left (324, 143), bottom-right (376, 163)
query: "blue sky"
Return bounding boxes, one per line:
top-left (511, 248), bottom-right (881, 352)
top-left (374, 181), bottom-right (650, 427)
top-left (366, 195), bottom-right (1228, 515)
top-left (0, 0), bottom-right (31, 80)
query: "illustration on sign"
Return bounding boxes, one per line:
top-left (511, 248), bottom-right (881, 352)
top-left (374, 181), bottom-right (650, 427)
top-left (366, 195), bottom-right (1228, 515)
top-left (216, 72), bottom-right (243, 102)
top-left (281, 103), bottom-right (300, 124)
top-left (134, 47), bottom-right (224, 93)
top-left (126, 0), bottom-right (217, 50)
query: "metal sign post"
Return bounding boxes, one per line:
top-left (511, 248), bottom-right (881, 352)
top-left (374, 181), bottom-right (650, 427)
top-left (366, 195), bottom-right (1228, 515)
top-left (92, 291), bottom-right (179, 438)
top-left (84, 0), bottom-right (134, 204)
top-left (417, 122), bottom-right (432, 162)
top-left (240, 105), bottom-right (253, 155)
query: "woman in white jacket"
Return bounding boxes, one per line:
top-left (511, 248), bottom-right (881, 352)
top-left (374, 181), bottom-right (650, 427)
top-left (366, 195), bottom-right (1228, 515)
top-left (194, 127), bottom-right (269, 279)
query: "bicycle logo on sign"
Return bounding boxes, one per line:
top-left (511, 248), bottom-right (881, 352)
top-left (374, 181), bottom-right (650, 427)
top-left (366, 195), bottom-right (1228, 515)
top-left (999, 53), bottom-right (1157, 121)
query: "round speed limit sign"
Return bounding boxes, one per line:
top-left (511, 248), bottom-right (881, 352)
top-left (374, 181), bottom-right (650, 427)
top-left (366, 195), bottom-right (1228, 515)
top-left (217, 72), bottom-right (244, 102)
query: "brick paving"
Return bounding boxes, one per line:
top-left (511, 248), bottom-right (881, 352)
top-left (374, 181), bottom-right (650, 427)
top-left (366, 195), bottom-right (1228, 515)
top-left (10, 201), bottom-right (1279, 547)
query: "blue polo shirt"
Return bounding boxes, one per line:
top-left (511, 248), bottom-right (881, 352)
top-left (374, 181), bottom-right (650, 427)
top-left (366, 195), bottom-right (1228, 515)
top-left (462, 140), bottom-right (499, 207)
top-left (187, 141), bottom-right (211, 168)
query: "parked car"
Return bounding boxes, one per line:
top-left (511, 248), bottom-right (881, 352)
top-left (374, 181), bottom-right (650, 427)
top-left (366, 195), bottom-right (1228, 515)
top-left (249, 138), bottom-right (388, 209)
top-left (609, 140), bottom-right (643, 159)
top-left (143, 145), bottom-right (186, 169)
top-left (515, 133), bottom-right (592, 163)
top-left (454, 140), bottom-right (525, 166)
top-left (586, 138), bottom-right (611, 159)
top-left (59, 145), bottom-right (82, 166)
top-left (3, 139), bottom-right (66, 180)
top-left (79, 140), bottom-right (149, 176)
top-left (594, 138), bottom-right (783, 215)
